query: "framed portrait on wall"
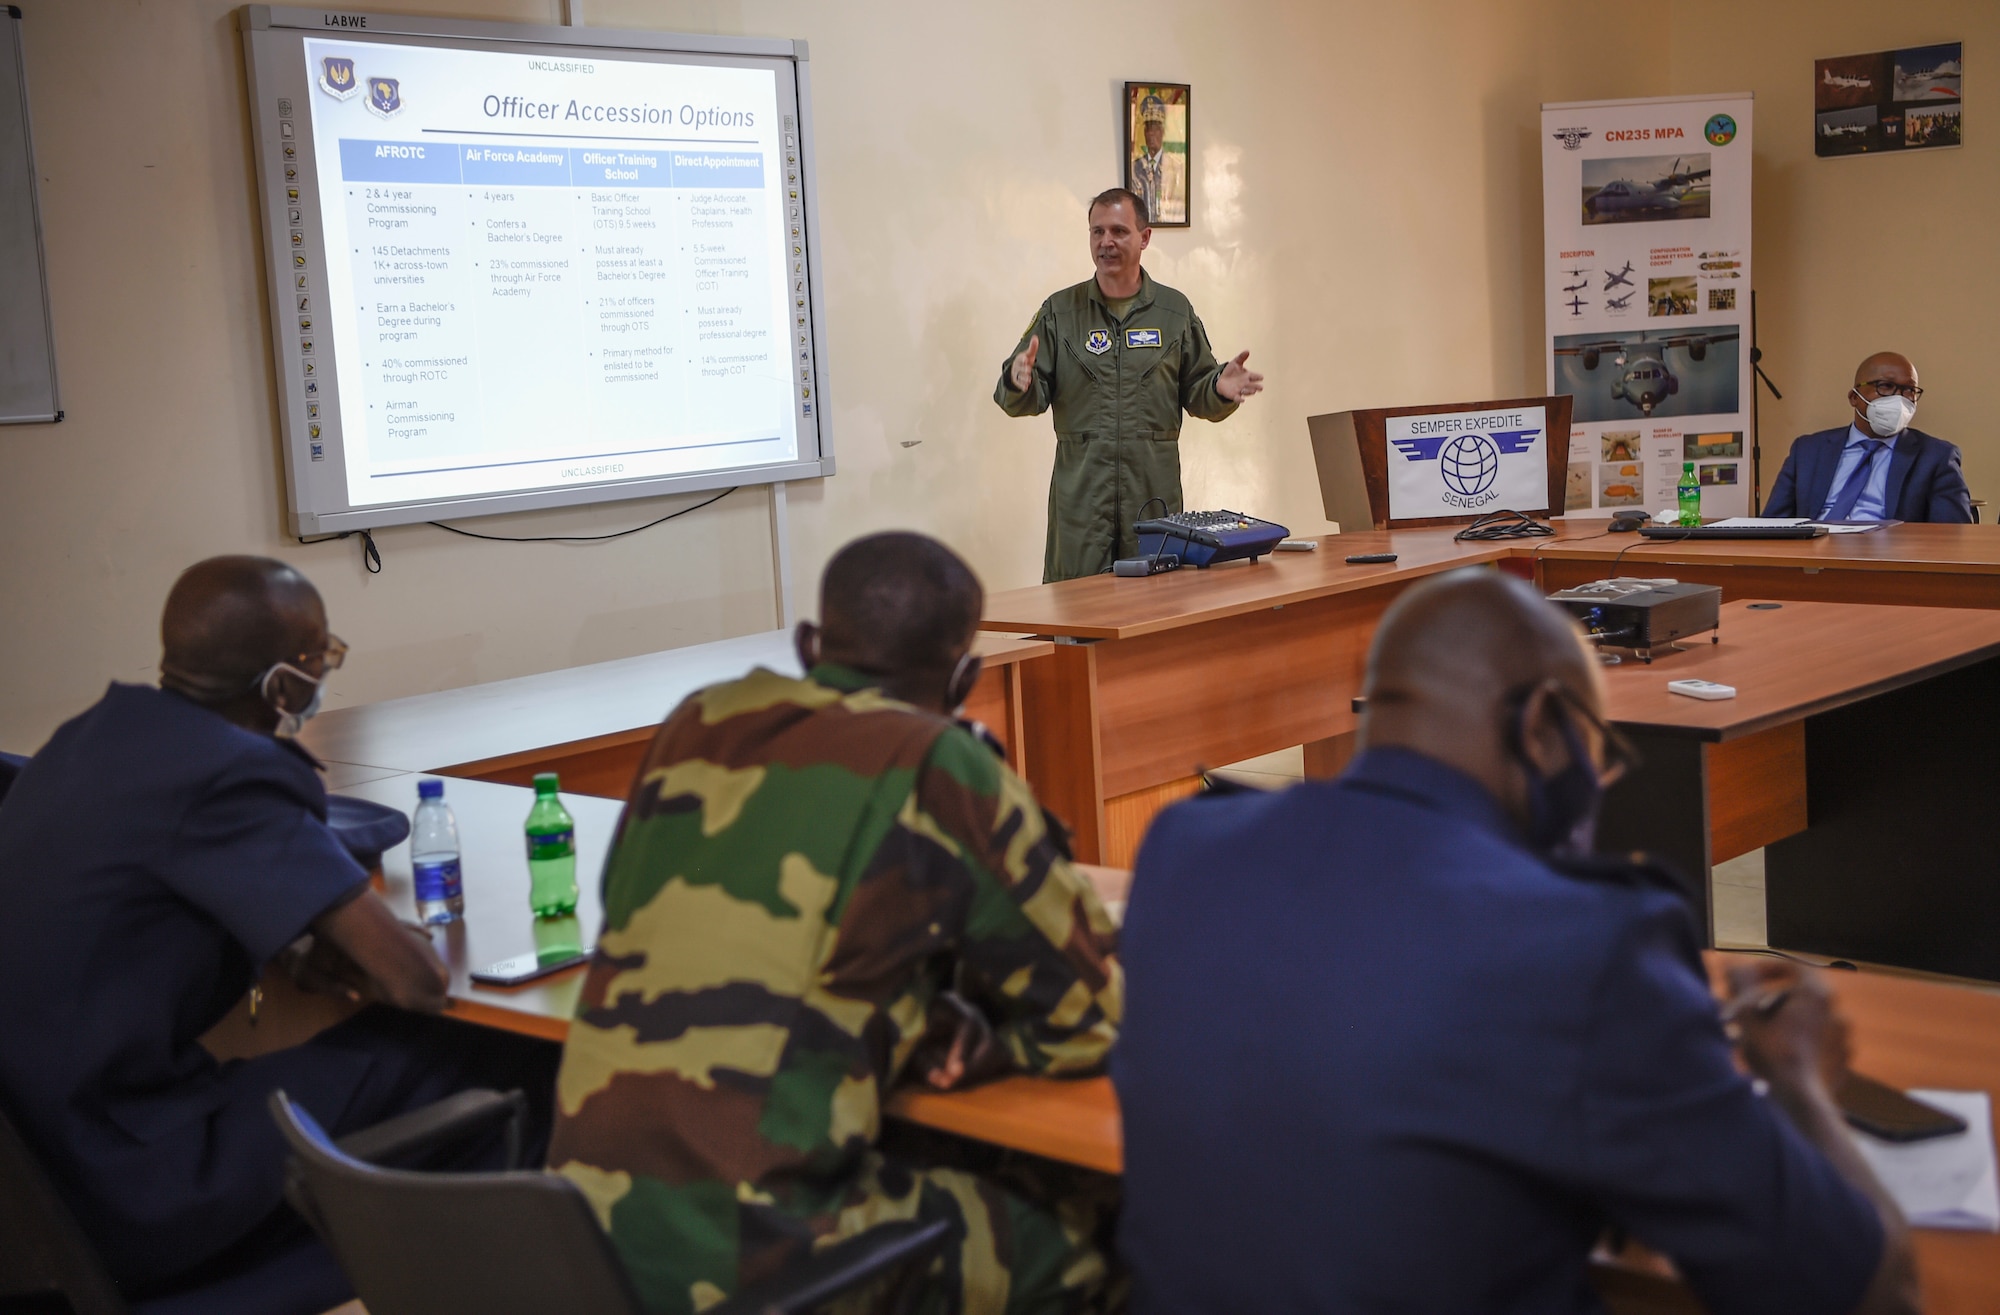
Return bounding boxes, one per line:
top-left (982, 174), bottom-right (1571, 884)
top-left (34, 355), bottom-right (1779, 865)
top-left (1124, 82), bottom-right (1190, 227)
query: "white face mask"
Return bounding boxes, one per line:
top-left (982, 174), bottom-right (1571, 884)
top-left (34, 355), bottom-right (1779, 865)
top-left (1856, 390), bottom-right (1916, 437)
top-left (259, 662), bottom-right (325, 737)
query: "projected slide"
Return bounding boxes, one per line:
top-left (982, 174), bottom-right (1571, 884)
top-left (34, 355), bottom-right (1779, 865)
top-left (300, 39), bottom-right (802, 508)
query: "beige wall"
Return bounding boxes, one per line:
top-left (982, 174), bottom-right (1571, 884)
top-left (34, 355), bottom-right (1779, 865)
top-left (16, 1), bottom-right (1974, 749)
top-left (1668, 2), bottom-right (1995, 505)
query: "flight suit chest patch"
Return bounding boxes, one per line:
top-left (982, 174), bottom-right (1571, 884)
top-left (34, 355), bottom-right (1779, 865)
top-left (1084, 329), bottom-right (1112, 355)
top-left (1125, 328), bottom-right (1162, 348)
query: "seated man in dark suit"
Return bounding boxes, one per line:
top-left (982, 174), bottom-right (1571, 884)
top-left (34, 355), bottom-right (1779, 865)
top-left (1766, 350), bottom-right (1970, 522)
top-left (0, 556), bottom-right (558, 1314)
top-left (1115, 570), bottom-right (1917, 1315)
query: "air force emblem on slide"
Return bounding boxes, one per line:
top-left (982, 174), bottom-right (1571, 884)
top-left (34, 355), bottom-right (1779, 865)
top-left (1126, 328), bottom-right (1162, 348)
top-left (318, 57), bottom-right (359, 101)
top-left (1392, 429), bottom-right (1541, 500)
top-left (1085, 329), bottom-right (1112, 355)
top-left (366, 77), bottom-right (404, 119)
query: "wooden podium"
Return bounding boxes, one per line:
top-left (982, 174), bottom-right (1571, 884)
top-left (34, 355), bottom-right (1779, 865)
top-left (1307, 394), bottom-right (1574, 530)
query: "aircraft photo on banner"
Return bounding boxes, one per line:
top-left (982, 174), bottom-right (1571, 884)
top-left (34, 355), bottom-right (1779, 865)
top-left (1540, 92), bottom-right (1753, 519)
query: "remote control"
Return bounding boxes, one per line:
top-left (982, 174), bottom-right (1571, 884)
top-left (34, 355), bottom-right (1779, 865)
top-left (1668, 679), bottom-right (1736, 701)
top-left (1345, 552), bottom-right (1398, 564)
top-left (1274, 539), bottom-right (1319, 551)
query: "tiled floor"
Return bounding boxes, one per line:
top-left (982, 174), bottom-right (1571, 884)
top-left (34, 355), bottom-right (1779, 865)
top-left (1710, 849), bottom-right (1768, 949)
top-left (1214, 746), bottom-right (1770, 949)
top-left (1210, 745), bottom-right (1304, 791)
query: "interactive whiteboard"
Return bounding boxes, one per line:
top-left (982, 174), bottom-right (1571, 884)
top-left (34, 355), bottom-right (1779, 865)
top-left (241, 7), bottom-right (832, 533)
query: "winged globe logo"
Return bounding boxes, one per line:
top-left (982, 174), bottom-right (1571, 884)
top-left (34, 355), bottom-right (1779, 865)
top-left (366, 77), bottom-right (404, 119)
top-left (318, 56), bottom-right (359, 101)
top-left (1439, 435), bottom-right (1500, 497)
top-left (1551, 126), bottom-right (1591, 151)
top-left (1391, 430), bottom-right (1541, 505)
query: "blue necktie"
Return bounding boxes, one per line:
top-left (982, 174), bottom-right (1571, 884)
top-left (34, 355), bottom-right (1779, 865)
top-left (1823, 439), bottom-right (1887, 520)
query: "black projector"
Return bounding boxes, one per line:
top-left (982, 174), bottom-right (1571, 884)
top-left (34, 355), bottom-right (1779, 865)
top-left (1547, 579), bottom-right (1721, 659)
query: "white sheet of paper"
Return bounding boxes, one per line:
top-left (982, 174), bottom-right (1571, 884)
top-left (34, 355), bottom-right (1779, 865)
top-left (1813, 523), bottom-right (1884, 535)
top-left (1384, 406), bottom-right (1547, 521)
top-left (1851, 1090), bottom-right (2000, 1232)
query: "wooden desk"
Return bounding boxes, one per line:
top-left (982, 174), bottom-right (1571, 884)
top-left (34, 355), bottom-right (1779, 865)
top-left (883, 961), bottom-right (2000, 1315)
top-left (979, 528), bottom-right (1514, 864)
top-left (335, 781), bottom-right (1136, 1157)
top-left (1588, 599), bottom-right (2000, 960)
top-left (1534, 521), bottom-right (2000, 609)
top-left (336, 774), bottom-right (625, 1040)
top-left (975, 521), bottom-right (2000, 889)
top-left (303, 629), bottom-right (1054, 801)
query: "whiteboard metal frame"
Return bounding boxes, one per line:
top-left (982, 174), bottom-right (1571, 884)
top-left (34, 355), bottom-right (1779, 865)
top-left (0, 4), bottom-right (62, 425)
top-left (241, 6), bottom-right (833, 535)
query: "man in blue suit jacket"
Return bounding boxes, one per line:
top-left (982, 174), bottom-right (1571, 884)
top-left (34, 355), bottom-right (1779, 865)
top-left (1766, 351), bottom-right (1971, 522)
top-left (0, 557), bottom-right (558, 1314)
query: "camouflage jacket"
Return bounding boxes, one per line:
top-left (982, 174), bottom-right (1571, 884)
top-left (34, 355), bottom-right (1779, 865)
top-left (549, 663), bottom-right (1122, 1312)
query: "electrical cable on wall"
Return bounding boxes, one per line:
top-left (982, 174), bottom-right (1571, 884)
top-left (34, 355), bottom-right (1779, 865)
top-left (297, 486), bottom-right (738, 570)
top-left (296, 527), bottom-right (382, 574)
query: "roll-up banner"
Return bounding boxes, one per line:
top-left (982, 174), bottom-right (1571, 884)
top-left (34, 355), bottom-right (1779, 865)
top-left (1541, 93), bottom-right (1754, 519)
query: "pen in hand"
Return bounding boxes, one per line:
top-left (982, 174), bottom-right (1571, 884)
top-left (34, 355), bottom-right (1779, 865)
top-left (1721, 986), bottom-right (1792, 1026)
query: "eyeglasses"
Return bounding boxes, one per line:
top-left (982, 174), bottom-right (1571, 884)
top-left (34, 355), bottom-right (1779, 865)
top-left (1518, 680), bottom-right (1642, 788)
top-left (1858, 379), bottom-right (1924, 402)
top-left (292, 634), bottom-right (349, 674)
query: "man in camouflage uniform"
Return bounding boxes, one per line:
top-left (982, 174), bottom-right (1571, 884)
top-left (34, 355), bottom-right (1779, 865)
top-left (995, 187), bottom-right (1263, 582)
top-left (549, 532), bottom-right (1123, 1315)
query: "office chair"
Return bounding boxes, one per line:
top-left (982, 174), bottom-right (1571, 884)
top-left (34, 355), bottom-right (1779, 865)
top-left (271, 1089), bottom-right (954, 1315)
top-left (0, 1102), bottom-right (127, 1315)
top-left (0, 1098), bottom-right (371, 1315)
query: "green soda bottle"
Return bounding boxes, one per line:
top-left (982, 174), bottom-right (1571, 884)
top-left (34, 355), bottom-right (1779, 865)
top-left (532, 912), bottom-right (584, 965)
top-left (1677, 461), bottom-right (1702, 527)
top-left (525, 772), bottom-right (578, 917)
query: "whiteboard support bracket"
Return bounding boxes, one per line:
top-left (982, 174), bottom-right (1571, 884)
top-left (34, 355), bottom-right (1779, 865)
top-left (769, 481), bottom-right (797, 630)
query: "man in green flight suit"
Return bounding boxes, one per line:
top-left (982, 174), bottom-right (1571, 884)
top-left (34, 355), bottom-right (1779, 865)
top-left (995, 187), bottom-right (1264, 581)
top-left (548, 531), bottom-right (1123, 1315)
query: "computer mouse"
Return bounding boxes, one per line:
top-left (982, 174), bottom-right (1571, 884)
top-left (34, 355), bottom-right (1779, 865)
top-left (1609, 511), bottom-right (1652, 533)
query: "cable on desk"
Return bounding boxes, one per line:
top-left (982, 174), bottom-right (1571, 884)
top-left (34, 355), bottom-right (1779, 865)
top-left (1606, 530), bottom-right (1690, 577)
top-left (1454, 510), bottom-right (1554, 542)
top-left (1528, 525), bottom-right (1617, 574)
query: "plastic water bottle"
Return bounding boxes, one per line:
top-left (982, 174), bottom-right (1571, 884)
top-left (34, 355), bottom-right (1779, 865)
top-left (525, 773), bottom-right (578, 917)
top-left (411, 779), bottom-right (464, 925)
top-left (1678, 461), bottom-right (1702, 527)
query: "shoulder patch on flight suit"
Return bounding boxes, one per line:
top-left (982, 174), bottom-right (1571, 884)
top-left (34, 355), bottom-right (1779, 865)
top-left (1125, 328), bottom-right (1162, 348)
top-left (1085, 329), bottom-right (1112, 355)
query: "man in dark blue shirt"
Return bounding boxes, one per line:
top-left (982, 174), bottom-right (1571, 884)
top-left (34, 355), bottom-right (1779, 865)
top-left (0, 557), bottom-right (556, 1313)
top-left (1115, 569), bottom-right (1916, 1315)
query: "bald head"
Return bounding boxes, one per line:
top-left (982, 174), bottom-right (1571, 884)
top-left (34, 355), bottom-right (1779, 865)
top-left (803, 532), bottom-right (982, 710)
top-left (1365, 570), bottom-right (1596, 720)
top-left (160, 556), bottom-right (327, 722)
top-left (1361, 570), bottom-right (1602, 829)
top-left (1854, 352), bottom-right (1916, 390)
